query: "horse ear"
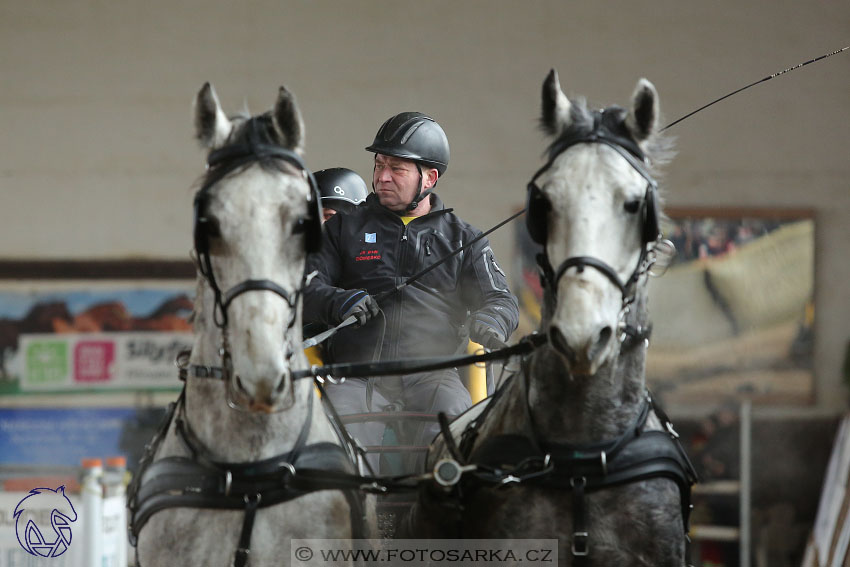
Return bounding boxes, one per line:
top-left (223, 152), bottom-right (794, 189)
top-left (541, 69), bottom-right (572, 137)
top-left (272, 86), bottom-right (305, 153)
top-left (194, 82), bottom-right (231, 148)
top-left (626, 78), bottom-right (659, 142)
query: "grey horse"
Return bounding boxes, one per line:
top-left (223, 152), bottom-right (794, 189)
top-left (407, 71), bottom-right (695, 567)
top-left (131, 84), bottom-right (373, 567)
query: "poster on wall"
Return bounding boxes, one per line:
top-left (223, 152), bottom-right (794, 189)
top-left (0, 406), bottom-right (165, 469)
top-left (510, 208), bottom-right (816, 406)
top-left (645, 208), bottom-right (815, 405)
top-left (0, 261), bottom-right (195, 396)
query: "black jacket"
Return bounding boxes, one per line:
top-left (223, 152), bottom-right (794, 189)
top-left (303, 193), bottom-right (519, 363)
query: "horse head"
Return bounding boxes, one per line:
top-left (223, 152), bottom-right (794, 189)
top-left (191, 83), bottom-right (320, 412)
top-left (528, 70), bottom-right (670, 377)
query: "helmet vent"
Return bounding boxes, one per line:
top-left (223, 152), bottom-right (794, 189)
top-left (400, 121), bottom-right (424, 144)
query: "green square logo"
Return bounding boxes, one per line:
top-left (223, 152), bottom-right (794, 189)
top-left (26, 341), bottom-right (69, 384)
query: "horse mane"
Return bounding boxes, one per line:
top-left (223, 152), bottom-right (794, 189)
top-left (196, 112), bottom-right (297, 193)
top-left (541, 97), bottom-right (675, 178)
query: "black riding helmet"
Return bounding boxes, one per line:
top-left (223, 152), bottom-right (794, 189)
top-left (366, 112), bottom-right (450, 211)
top-left (315, 168), bottom-right (368, 214)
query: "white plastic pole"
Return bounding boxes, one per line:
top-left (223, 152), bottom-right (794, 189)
top-left (80, 457), bottom-right (103, 567)
top-left (101, 456), bottom-right (129, 567)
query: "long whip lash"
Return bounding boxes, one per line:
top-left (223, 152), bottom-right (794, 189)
top-left (662, 46), bottom-right (849, 131)
top-left (303, 46), bottom-right (848, 349)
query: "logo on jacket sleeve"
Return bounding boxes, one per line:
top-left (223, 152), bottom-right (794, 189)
top-left (365, 233), bottom-right (376, 243)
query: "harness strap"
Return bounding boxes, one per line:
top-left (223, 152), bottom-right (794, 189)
top-left (295, 333), bottom-right (547, 380)
top-left (570, 477), bottom-right (589, 559)
top-left (130, 447), bottom-right (377, 545)
top-left (235, 494), bottom-right (261, 567)
top-left (174, 385), bottom-right (314, 474)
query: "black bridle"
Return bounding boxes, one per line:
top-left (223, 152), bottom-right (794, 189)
top-left (192, 116), bottom-right (322, 409)
top-left (526, 110), bottom-right (663, 342)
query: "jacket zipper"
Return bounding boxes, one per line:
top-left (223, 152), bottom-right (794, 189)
top-left (390, 218), bottom-right (408, 360)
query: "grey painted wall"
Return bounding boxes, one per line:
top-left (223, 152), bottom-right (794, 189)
top-left (2, 1), bottom-right (848, 411)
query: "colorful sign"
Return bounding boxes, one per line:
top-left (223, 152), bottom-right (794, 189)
top-left (18, 332), bottom-right (191, 392)
top-left (0, 283), bottom-right (193, 395)
top-left (0, 408), bottom-right (140, 467)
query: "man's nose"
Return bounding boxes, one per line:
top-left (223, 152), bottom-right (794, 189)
top-left (375, 167), bottom-right (392, 183)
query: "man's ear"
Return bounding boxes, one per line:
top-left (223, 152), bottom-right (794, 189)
top-left (424, 168), bottom-right (439, 189)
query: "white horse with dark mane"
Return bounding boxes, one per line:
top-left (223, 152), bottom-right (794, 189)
top-left (408, 71), bottom-right (696, 566)
top-left (128, 84), bottom-right (372, 567)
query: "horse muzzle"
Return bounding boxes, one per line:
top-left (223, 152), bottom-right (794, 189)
top-left (229, 371), bottom-right (295, 413)
top-left (548, 322), bottom-right (616, 377)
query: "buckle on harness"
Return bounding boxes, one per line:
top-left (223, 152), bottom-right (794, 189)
top-left (234, 547), bottom-right (250, 567)
top-left (572, 531), bottom-right (589, 556)
top-left (360, 481), bottom-right (388, 494)
top-left (224, 470), bottom-right (233, 497)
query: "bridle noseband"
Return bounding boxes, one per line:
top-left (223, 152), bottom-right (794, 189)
top-left (192, 116), bottom-right (323, 408)
top-left (525, 109), bottom-right (663, 338)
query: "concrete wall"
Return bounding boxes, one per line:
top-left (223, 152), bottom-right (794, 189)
top-left (2, 1), bottom-right (848, 411)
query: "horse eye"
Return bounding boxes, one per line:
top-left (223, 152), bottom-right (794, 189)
top-left (624, 199), bottom-right (641, 214)
top-left (292, 217), bottom-right (308, 234)
top-left (200, 216), bottom-right (221, 238)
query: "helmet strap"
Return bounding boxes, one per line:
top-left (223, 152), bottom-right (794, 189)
top-left (406, 164), bottom-right (434, 211)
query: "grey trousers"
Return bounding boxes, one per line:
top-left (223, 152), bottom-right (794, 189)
top-left (323, 368), bottom-right (472, 475)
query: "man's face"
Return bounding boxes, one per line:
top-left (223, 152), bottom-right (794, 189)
top-left (321, 207), bottom-right (337, 224)
top-left (372, 154), bottom-right (421, 212)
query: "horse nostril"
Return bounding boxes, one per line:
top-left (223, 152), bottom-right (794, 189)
top-left (588, 326), bottom-right (613, 362)
top-left (235, 376), bottom-right (250, 396)
top-left (549, 326), bottom-right (577, 367)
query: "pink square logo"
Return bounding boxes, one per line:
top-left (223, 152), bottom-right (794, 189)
top-left (74, 341), bottom-right (115, 383)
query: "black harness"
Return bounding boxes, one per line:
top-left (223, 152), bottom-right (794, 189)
top-left (426, 368), bottom-right (697, 562)
top-left (127, 385), bottom-right (370, 567)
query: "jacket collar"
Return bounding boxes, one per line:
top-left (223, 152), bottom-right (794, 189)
top-left (366, 192), bottom-right (451, 218)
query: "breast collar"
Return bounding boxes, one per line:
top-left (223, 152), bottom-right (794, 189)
top-left (448, 366), bottom-right (698, 559)
top-left (127, 387), bottom-right (367, 566)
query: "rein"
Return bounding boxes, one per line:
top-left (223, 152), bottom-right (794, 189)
top-left (181, 333), bottom-right (548, 384)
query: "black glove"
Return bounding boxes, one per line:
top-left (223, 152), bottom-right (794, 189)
top-left (469, 315), bottom-right (507, 350)
top-left (339, 292), bottom-right (380, 327)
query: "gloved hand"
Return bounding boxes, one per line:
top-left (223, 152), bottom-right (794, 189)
top-left (338, 292), bottom-right (380, 327)
top-left (469, 315), bottom-right (507, 350)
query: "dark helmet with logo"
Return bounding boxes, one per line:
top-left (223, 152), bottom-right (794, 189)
top-left (315, 168), bottom-right (368, 212)
top-left (365, 112), bottom-right (450, 176)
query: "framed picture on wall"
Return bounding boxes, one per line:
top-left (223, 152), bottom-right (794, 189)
top-left (0, 260), bottom-right (195, 396)
top-left (645, 208), bottom-right (815, 406)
